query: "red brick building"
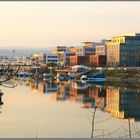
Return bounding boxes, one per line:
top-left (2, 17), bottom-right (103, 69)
top-left (70, 55), bottom-right (106, 66)
top-left (70, 56), bottom-right (89, 66)
top-left (89, 55), bottom-right (106, 66)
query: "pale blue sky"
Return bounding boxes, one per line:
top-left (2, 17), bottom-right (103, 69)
top-left (0, 2), bottom-right (140, 49)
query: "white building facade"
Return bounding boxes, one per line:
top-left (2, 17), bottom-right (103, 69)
top-left (46, 54), bottom-right (58, 64)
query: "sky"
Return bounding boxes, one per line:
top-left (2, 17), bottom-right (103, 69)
top-left (0, 2), bottom-right (140, 49)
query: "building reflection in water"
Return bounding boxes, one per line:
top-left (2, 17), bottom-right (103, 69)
top-left (57, 82), bottom-right (70, 101)
top-left (69, 82), bottom-right (89, 105)
top-left (56, 82), bottom-right (140, 121)
top-left (24, 78), bottom-right (140, 121)
top-left (56, 82), bottom-right (106, 109)
top-left (105, 86), bottom-right (140, 120)
top-left (7, 78), bottom-right (140, 138)
top-left (88, 84), bottom-right (106, 110)
top-left (29, 79), bottom-right (58, 94)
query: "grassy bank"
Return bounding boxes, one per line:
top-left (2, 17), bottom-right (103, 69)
top-left (89, 69), bottom-right (140, 88)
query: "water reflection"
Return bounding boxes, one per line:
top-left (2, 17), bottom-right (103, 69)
top-left (28, 79), bottom-right (58, 94)
top-left (21, 79), bottom-right (140, 121)
top-left (106, 87), bottom-right (140, 120)
top-left (11, 78), bottom-right (140, 138)
top-left (57, 82), bottom-right (70, 101)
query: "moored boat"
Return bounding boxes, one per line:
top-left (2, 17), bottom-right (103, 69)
top-left (80, 72), bottom-right (106, 83)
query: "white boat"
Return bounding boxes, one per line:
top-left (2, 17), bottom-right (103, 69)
top-left (80, 72), bottom-right (106, 82)
top-left (72, 65), bottom-right (90, 72)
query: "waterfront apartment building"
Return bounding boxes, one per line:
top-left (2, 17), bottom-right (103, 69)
top-left (70, 56), bottom-right (89, 66)
top-left (96, 45), bottom-right (107, 56)
top-left (30, 54), bottom-right (46, 65)
top-left (51, 46), bottom-right (67, 54)
top-left (106, 33), bottom-right (140, 67)
top-left (58, 51), bottom-right (75, 67)
top-left (76, 41), bottom-right (105, 56)
top-left (68, 46), bottom-right (77, 53)
top-left (74, 42), bottom-right (95, 56)
top-left (70, 55), bottom-right (106, 66)
top-left (76, 46), bottom-right (95, 56)
top-left (83, 41), bottom-right (103, 48)
top-left (89, 55), bottom-right (106, 67)
top-left (46, 54), bottom-right (58, 64)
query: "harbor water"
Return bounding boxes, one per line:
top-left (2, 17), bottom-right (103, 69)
top-left (0, 79), bottom-right (140, 138)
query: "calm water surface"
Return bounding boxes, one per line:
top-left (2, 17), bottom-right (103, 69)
top-left (0, 79), bottom-right (140, 138)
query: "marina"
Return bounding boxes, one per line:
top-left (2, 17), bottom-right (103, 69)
top-left (0, 1), bottom-right (140, 138)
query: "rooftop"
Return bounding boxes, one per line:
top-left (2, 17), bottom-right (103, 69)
top-left (122, 33), bottom-right (140, 36)
top-left (112, 33), bottom-right (140, 38)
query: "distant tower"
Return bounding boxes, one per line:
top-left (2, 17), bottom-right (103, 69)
top-left (13, 49), bottom-right (16, 58)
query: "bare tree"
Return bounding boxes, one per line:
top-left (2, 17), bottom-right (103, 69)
top-left (0, 64), bottom-right (20, 88)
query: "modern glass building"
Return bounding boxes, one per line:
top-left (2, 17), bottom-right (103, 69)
top-left (106, 33), bottom-right (140, 67)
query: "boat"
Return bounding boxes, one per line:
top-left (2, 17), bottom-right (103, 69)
top-left (80, 72), bottom-right (106, 83)
top-left (72, 65), bottom-right (90, 72)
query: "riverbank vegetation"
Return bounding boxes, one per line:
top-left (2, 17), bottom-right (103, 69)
top-left (88, 69), bottom-right (140, 89)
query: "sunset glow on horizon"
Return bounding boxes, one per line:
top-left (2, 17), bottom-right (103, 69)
top-left (0, 1), bottom-right (140, 49)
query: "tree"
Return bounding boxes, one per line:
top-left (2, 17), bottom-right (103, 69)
top-left (0, 64), bottom-right (20, 88)
top-left (0, 63), bottom-right (20, 110)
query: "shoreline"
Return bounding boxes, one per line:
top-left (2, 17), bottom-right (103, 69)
top-left (87, 69), bottom-right (140, 88)
top-left (20, 65), bottom-right (140, 88)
